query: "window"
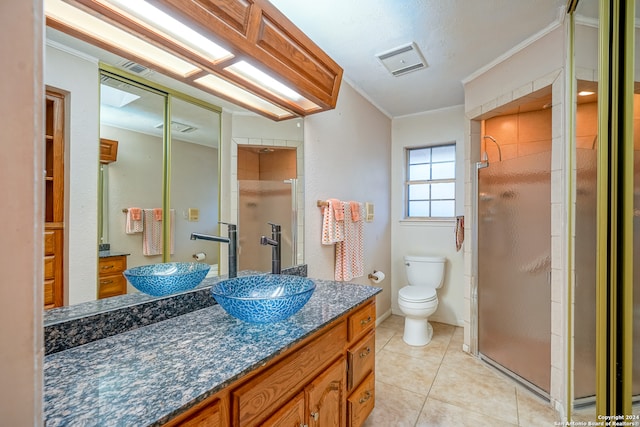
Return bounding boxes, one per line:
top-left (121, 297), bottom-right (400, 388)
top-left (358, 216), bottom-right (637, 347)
top-left (405, 144), bottom-right (456, 218)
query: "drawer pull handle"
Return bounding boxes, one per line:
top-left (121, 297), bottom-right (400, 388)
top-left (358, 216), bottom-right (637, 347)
top-left (100, 280), bottom-right (113, 285)
top-left (101, 265), bottom-right (114, 270)
top-left (359, 346), bottom-right (371, 358)
top-left (360, 316), bottom-right (372, 326)
top-left (359, 390), bottom-right (372, 404)
top-left (311, 412), bottom-right (319, 421)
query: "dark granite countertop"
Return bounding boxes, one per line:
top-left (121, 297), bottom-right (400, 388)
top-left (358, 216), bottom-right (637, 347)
top-left (98, 249), bottom-right (131, 258)
top-left (44, 279), bottom-right (381, 426)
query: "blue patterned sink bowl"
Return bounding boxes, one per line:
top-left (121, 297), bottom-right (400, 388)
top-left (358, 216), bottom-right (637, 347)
top-left (123, 262), bottom-right (210, 297)
top-left (210, 275), bottom-right (316, 323)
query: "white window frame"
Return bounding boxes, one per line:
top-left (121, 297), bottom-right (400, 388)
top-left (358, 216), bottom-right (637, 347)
top-left (404, 143), bottom-right (456, 219)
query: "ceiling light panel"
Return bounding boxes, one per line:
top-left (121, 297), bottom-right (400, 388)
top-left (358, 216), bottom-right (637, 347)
top-left (225, 61), bottom-right (320, 111)
top-left (46, 0), bottom-right (200, 77)
top-left (195, 74), bottom-right (294, 120)
top-left (96, 0), bottom-right (233, 63)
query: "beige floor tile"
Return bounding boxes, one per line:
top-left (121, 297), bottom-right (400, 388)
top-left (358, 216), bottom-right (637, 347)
top-left (448, 326), bottom-right (464, 347)
top-left (381, 314), bottom-right (405, 333)
top-left (440, 345), bottom-right (507, 381)
top-left (375, 348), bottom-right (440, 396)
top-left (428, 363), bottom-right (519, 425)
top-left (383, 333), bottom-right (448, 363)
top-left (515, 387), bottom-right (559, 426)
top-left (415, 397), bottom-right (518, 427)
top-left (362, 381), bottom-right (426, 427)
top-left (375, 325), bottom-right (396, 352)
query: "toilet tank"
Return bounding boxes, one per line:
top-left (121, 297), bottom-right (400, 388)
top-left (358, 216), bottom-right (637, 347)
top-left (404, 255), bottom-right (446, 288)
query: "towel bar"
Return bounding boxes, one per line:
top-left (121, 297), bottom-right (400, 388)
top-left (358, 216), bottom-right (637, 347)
top-left (317, 200), bottom-right (329, 207)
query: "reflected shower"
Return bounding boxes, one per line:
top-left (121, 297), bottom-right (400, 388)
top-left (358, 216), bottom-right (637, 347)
top-left (482, 135), bottom-right (502, 163)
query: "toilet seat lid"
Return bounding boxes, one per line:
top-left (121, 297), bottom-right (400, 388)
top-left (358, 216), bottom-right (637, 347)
top-left (399, 286), bottom-right (437, 302)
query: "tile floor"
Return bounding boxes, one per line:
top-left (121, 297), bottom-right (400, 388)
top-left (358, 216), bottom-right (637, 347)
top-left (363, 315), bottom-right (560, 427)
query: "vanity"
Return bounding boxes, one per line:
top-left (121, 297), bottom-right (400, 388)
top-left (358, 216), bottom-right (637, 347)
top-left (44, 277), bottom-right (381, 426)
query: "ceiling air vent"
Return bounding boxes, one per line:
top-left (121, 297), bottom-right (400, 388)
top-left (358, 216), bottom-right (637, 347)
top-left (118, 60), bottom-right (151, 76)
top-left (155, 121), bottom-right (197, 133)
top-left (376, 42), bottom-right (428, 77)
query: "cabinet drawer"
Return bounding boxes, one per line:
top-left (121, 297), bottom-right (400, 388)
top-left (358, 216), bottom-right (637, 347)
top-left (44, 230), bottom-right (56, 255)
top-left (98, 274), bottom-right (127, 299)
top-left (347, 331), bottom-right (375, 391)
top-left (347, 372), bottom-right (375, 427)
top-left (232, 320), bottom-right (347, 427)
top-left (99, 256), bottom-right (127, 275)
top-left (348, 301), bottom-right (375, 343)
top-left (44, 279), bottom-right (55, 307)
top-left (44, 255), bottom-right (55, 280)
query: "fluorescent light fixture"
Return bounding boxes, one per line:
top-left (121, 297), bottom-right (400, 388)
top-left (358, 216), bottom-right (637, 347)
top-left (98, 0), bottom-right (232, 63)
top-left (195, 74), bottom-right (294, 120)
top-left (226, 61), bottom-right (320, 111)
top-left (101, 84), bottom-right (141, 108)
top-left (45, 0), bottom-right (200, 77)
top-left (578, 91), bottom-right (595, 96)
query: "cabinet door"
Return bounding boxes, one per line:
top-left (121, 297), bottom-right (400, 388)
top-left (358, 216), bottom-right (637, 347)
top-left (261, 392), bottom-right (305, 427)
top-left (306, 357), bottom-right (345, 427)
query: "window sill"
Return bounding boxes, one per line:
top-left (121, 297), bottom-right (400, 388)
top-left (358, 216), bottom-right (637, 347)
top-left (399, 217), bottom-right (457, 226)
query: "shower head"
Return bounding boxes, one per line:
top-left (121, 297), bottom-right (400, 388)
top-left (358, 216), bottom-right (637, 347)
top-left (482, 135), bottom-right (502, 162)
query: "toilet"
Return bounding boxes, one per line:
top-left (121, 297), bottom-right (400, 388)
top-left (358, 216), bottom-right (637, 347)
top-left (398, 255), bottom-right (446, 346)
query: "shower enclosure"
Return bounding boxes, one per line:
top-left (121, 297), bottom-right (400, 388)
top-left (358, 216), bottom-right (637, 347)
top-left (237, 179), bottom-right (297, 272)
top-left (477, 146), bottom-right (552, 394)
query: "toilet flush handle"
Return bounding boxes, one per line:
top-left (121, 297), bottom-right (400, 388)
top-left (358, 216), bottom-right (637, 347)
top-left (405, 262), bottom-right (410, 266)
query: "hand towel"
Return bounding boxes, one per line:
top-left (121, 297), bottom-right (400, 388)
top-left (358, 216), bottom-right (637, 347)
top-left (334, 202), bottom-right (364, 281)
top-left (331, 198), bottom-right (344, 221)
top-left (130, 207), bottom-right (142, 221)
top-left (349, 201), bottom-right (361, 222)
top-left (322, 199), bottom-right (345, 245)
top-left (125, 207), bottom-right (143, 234)
top-left (153, 208), bottom-right (163, 221)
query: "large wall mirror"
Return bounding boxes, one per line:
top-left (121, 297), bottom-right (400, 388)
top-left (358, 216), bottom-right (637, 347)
top-left (44, 26), bottom-right (304, 313)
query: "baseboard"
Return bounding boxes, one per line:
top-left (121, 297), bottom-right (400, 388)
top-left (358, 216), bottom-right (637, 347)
top-left (376, 308), bottom-right (392, 326)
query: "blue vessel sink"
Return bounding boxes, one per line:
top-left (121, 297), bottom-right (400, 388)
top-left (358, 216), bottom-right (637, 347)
top-left (210, 274), bottom-right (315, 323)
top-left (123, 262), bottom-right (210, 297)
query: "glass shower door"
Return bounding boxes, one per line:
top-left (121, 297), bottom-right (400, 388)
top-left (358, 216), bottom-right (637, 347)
top-left (478, 150), bottom-right (552, 394)
top-left (238, 179), bottom-right (296, 272)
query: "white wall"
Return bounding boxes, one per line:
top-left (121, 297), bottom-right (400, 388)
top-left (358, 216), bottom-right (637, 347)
top-left (391, 105), bottom-right (466, 326)
top-left (45, 42), bottom-right (100, 305)
top-left (304, 82), bottom-right (393, 319)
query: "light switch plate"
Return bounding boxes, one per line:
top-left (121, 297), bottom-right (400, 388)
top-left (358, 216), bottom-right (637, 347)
top-left (188, 208), bottom-right (199, 221)
top-left (365, 202), bottom-right (374, 222)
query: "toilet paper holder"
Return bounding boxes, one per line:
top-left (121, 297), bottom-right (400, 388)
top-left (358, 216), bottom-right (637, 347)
top-left (368, 270), bottom-right (385, 283)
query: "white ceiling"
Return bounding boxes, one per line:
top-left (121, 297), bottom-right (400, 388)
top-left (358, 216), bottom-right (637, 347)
top-left (269, 0), bottom-right (567, 117)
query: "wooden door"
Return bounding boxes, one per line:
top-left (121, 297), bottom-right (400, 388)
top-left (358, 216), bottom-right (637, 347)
top-left (306, 357), bottom-right (345, 427)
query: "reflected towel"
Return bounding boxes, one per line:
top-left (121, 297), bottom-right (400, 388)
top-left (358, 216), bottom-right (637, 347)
top-left (335, 202), bottom-right (364, 281)
top-left (153, 208), bottom-right (163, 221)
top-left (349, 201), bottom-right (361, 222)
top-left (455, 215), bottom-right (464, 252)
top-left (143, 209), bottom-right (175, 256)
top-left (126, 207), bottom-right (143, 234)
top-left (331, 198), bottom-right (344, 221)
top-left (322, 199), bottom-right (345, 245)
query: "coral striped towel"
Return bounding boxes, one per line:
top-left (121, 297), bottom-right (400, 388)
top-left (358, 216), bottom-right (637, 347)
top-left (335, 202), bottom-right (364, 281)
top-left (143, 209), bottom-right (175, 256)
top-left (322, 199), bottom-right (344, 245)
top-left (125, 207), bottom-right (143, 234)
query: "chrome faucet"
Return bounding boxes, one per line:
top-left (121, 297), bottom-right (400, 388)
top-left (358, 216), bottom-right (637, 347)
top-left (190, 222), bottom-right (237, 278)
top-left (260, 222), bottom-right (281, 274)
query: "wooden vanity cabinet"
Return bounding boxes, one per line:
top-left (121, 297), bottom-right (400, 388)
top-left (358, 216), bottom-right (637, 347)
top-left (98, 255), bottom-right (127, 299)
top-left (165, 298), bottom-right (376, 427)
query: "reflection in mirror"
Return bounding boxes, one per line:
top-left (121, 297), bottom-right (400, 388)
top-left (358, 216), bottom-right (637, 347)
top-left (169, 97), bottom-right (220, 278)
top-left (44, 26), bottom-right (304, 317)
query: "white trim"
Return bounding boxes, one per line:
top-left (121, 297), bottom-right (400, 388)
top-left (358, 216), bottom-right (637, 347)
top-left (46, 39), bottom-right (99, 64)
top-left (342, 76), bottom-right (393, 119)
top-left (394, 103), bottom-right (465, 120)
top-left (376, 308), bottom-right (392, 327)
top-left (461, 6), bottom-right (566, 85)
